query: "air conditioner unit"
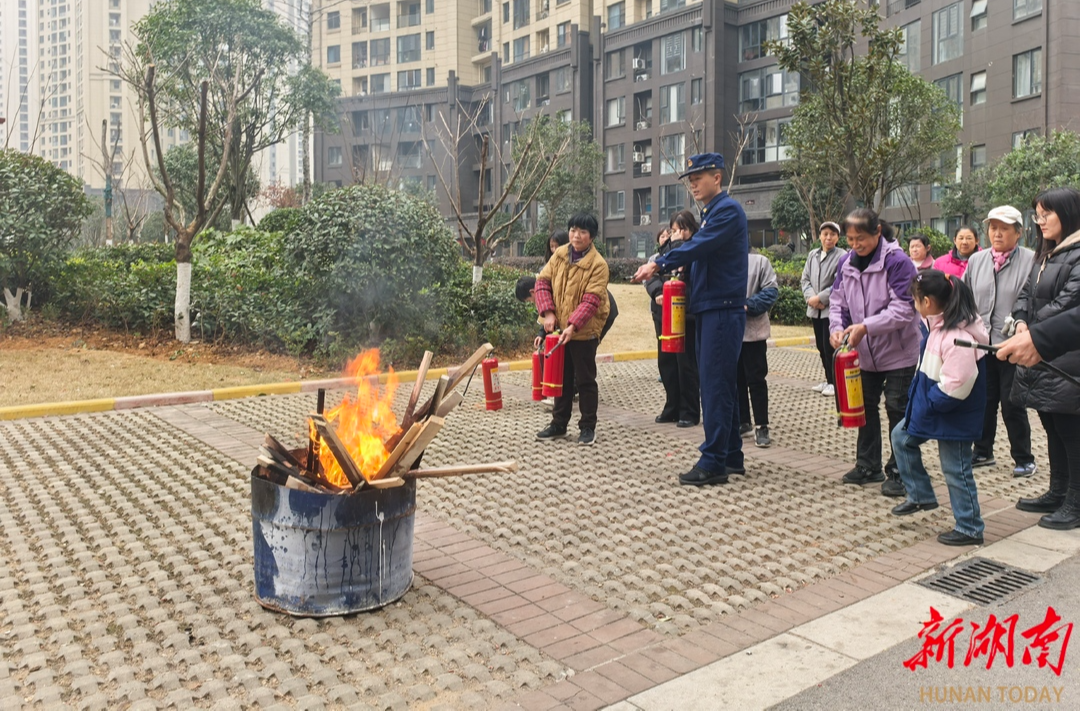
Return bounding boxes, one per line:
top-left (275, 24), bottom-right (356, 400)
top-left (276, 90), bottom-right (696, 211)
top-left (640, 161), bottom-right (652, 173)
top-left (639, 215), bottom-right (651, 225)
top-left (632, 151), bottom-right (645, 163)
top-left (632, 58), bottom-right (646, 70)
top-left (635, 73), bottom-right (649, 82)
top-left (635, 120), bottom-right (649, 130)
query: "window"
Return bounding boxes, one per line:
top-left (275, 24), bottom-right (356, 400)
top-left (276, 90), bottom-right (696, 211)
top-left (885, 185), bottom-right (918, 209)
top-left (328, 146), bottom-right (343, 167)
top-left (398, 141), bottom-right (423, 169)
top-left (1013, 128), bottom-right (1039, 149)
top-left (398, 106), bottom-right (422, 132)
top-left (659, 185), bottom-right (683, 223)
top-left (352, 8), bottom-right (367, 32)
top-left (513, 36), bottom-right (530, 62)
top-left (1014, 0), bottom-right (1042, 21)
top-left (371, 73), bottom-right (390, 94)
top-left (426, 31), bottom-right (434, 50)
top-left (503, 42), bottom-right (510, 63)
top-left (605, 50), bottom-right (625, 80)
top-left (899, 21), bottom-right (920, 73)
top-left (1014, 48), bottom-right (1042, 98)
top-left (931, 145), bottom-right (962, 202)
top-left (557, 22), bottom-right (569, 48)
top-left (398, 1), bottom-right (421, 27)
top-left (659, 0), bottom-right (686, 13)
top-left (427, 67), bottom-right (435, 87)
top-left (513, 0), bottom-right (529, 29)
top-left (398, 34), bottom-right (421, 63)
top-left (971, 0), bottom-right (987, 31)
top-left (932, 3), bottom-right (962, 65)
top-left (970, 145), bottom-right (986, 172)
top-left (327, 11), bottom-right (340, 30)
top-left (660, 133), bottom-right (685, 175)
top-left (426, 0), bottom-right (435, 13)
top-left (608, 2), bottom-right (625, 30)
top-left (606, 96), bottom-right (626, 126)
top-left (886, 0), bottom-right (921, 17)
top-left (555, 67), bottom-right (571, 93)
top-left (738, 66), bottom-right (799, 113)
top-left (351, 110), bottom-right (370, 133)
top-left (970, 71), bottom-right (986, 105)
top-left (537, 73), bottom-right (550, 101)
top-left (661, 33), bottom-right (685, 75)
top-left (739, 15), bottom-right (787, 62)
top-left (512, 80), bottom-right (530, 111)
top-left (556, 109), bottom-right (571, 123)
top-left (742, 118), bottom-right (790, 165)
top-left (659, 83), bottom-right (684, 124)
top-left (934, 73), bottom-right (963, 126)
top-left (326, 45), bottom-right (341, 64)
top-left (352, 41), bottom-right (368, 68)
top-left (503, 2), bottom-right (509, 23)
top-left (398, 69), bottom-right (422, 90)
top-left (371, 38), bottom-right (390, 65)
top-left (606, 144), bottom-right (625, 173)
top-left (691, 78), bottom-right (703, 105)
top-left (606, 191), bottom-right (626, 218)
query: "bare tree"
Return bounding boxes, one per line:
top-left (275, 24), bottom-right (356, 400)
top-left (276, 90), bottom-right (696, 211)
top-left (426, 98), bottom-right (575, 283)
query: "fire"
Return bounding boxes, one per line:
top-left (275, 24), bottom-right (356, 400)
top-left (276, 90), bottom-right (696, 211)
top-left (311, 349), bottom-right (401, 487)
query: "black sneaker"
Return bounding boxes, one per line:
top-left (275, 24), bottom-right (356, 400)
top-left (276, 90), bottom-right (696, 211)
top-left (842, 466), bottom-right (885, 485)
top-left (536, 424), bottom-right (568, 440)
top-left (577, 429), bottom-right (595, 446)
top-left (972, 454), bottom-right (996, 468)
top-left (739, 423), bottom-right (753, 437)
top-left (881, 478), bottom-right (907, 497)
top-left (679, 466), bottom-right (728, 486)
top-left (754, 425), bottom-right (771, 448)
top-left (937, 530), bottom-right (983, 546)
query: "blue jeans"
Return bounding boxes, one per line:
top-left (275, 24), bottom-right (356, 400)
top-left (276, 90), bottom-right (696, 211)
top-left (891, 419), bottom-right (984, 538)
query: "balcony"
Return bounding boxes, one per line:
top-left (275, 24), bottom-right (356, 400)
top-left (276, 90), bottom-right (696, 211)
top-left (371, 18), bottom-right (390, 31)
top-left (397, 13), bottom-right (421, 28)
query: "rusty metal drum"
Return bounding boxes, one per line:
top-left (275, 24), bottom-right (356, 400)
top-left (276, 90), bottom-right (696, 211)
top-left (250, 470), bottom-right (415, 616)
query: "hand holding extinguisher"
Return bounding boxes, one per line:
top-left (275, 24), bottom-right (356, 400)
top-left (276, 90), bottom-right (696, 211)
top-left (833, 333), bottom-right (867, 429)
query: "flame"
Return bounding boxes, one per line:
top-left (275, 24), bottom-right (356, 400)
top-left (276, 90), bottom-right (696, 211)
top-left (311, 349), bottom-right (401, 487)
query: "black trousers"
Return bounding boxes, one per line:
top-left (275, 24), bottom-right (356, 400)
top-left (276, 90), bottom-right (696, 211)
top-left (737, 339), bottom-right (769, 427)
top-left (975, 357), bottom-right (1034, 465)
top-left (811, 317), bottom-right (835, 385)
top-left (654, 314), bottom-right (700, 421)
top-left (551, 339), bottom-right (599, 431)
top-left (1038, 411), bottom-right (1080, 495)
top-left (857, 366), bottom-right (916, 474)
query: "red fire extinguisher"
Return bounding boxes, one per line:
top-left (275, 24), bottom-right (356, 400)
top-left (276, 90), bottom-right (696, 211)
top-left (542, 332), bottom-right (565, 398)
top-left (482, 356), bottom-right (503, 411)
top-left (531, 348), bottom-right (543, 401)
top-left (834, 336), bottom-right (866, 428)
top-left (660, 277), bottom-right (686, 353)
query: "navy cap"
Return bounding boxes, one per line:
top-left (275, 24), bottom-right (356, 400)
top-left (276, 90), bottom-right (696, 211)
top-left (678, 152), bottom-right (725, 180)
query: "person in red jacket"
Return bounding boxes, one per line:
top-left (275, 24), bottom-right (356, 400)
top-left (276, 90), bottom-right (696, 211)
top-left (932, 226), bottom-right (980, 278)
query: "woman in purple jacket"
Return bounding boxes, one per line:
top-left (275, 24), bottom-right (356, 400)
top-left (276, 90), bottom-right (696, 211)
top-left (830, 208), bottom-right (922, 497)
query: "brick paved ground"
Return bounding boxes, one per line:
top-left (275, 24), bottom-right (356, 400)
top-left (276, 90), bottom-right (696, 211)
top-left (0, 348), bottom-right (1047, 709)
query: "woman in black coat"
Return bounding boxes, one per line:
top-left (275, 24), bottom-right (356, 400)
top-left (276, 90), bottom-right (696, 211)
top-left (1011, 187), bottom-right (1080, 528)
top-left (645, 211), bottom-right (700, 427)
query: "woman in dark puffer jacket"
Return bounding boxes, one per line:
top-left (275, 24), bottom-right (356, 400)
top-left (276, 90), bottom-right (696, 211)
top-left (1011, 187), bottom-right (1080, 529)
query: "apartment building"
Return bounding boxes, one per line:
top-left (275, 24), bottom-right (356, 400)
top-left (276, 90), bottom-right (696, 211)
top-left (314, 0), bottom-right (1080, 255)
top-left (1, 0), bottom-right (39, 153)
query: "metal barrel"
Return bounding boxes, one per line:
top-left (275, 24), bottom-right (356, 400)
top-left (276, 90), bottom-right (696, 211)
top-left (251, 470), bottom-right (416, 616)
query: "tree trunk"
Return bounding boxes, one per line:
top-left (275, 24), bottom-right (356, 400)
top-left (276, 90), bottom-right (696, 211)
top-left (175, 261), bottom-right (192, 343)
top-left (301, 116), bottom-right (311, 204)
top-left (2, 287), bottom-right (26, 322)
top-left (472, 265), bottom-right (483, 285)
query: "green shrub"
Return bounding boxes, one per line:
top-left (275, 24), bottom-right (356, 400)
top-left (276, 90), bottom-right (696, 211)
top-left (524, 234), bottom-right (549, 257)
top-left (257, 207), bottom-right (302, 235)
top-left (605, 258), bottom-right (647, 281)
top-left (490, 256), bottom-right (545, 274)
top-left (772, 285), bottom-right (810, 326)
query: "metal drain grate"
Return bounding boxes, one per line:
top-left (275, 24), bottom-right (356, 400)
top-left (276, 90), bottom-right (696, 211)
top-left (918, 557), bottom-right (1041, 605)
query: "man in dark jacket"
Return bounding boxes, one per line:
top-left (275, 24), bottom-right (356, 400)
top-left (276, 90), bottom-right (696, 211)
top-left (633, 153), bottom-right (748, 486)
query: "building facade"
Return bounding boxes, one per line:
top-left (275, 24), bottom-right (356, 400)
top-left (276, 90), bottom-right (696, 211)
top-left (1, 0), bottom-right (39, 153)
top-left (313, 0), bottom-right (1078, 254)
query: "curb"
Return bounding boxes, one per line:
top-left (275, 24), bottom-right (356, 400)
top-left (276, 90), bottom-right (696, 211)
top-left (0, 338), bottom-right (814, 421)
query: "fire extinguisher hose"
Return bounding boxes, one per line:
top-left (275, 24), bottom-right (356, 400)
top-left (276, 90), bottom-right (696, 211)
top-left (954, 339), bottom-right (1080, 389)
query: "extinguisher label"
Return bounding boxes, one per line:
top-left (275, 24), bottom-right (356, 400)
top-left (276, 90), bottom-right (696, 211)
top-left (490, 371), bottom-right (501, 393)
top-left (844, 369), bottom-right (864, 409)
top-left (670, 296), bottom-right (686, 334)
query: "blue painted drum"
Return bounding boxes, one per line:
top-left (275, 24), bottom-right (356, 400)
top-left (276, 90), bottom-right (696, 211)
top-left (251, 470), bottom-right (416, 616)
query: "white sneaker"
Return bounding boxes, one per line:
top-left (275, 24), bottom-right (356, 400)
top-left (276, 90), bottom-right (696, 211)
top-left (821, 384), bottom-right (835, 397)
top-left (811, 382), bottom-right (827, 393)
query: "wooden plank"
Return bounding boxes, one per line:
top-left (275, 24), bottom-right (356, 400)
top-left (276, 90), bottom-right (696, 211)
top-left (414, 343), bottom-right (493, 419)
top-left (372, 422), bottom-right (422, 481)
top-left (405, 460), bottom-right (518, 479)
top-left (263, 434), bottom-right (303, 469)
top-left (434, 391), bottom-right (463, 418)
top-left (310, 415), bottom-right (365, 489)
top-left (285, 476), bottom-right (324, 493)
top-left (401, 350), bottom-right (434, 427)
top-left (366, 476), bottom-right (405, 489)
top-left (390, 416), bottom-right (445, 478)
top-left (427, 375), bottom-right (449, 419)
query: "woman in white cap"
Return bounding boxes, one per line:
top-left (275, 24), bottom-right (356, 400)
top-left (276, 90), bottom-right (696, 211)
top-left (962, 206), bottom-right (1036, 477)
top-left (801, 220), bottom-right (847, 396)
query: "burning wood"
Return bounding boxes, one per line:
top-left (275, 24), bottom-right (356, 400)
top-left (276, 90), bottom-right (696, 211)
top-left (253, 343), bottom-right (512, 495)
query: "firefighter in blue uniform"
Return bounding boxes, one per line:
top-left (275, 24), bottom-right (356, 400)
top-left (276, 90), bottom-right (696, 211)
top-left (633, 153), bottom-right (749, 485)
